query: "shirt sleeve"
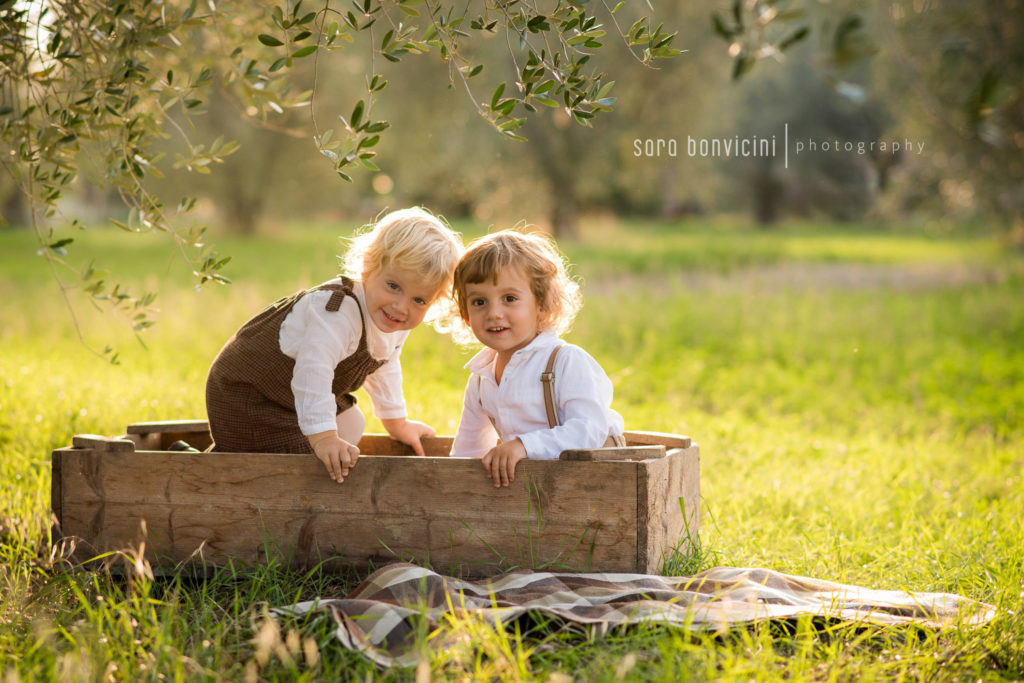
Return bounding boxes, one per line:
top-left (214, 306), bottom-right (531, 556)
top-left (450, 374), bottom-right (499, 459)
top-left (516, 347), bottom-right (618, 460)
top-left (286, 292), bottom-right (362, 436)
top-left (361, 340), bottom-right (408, 419)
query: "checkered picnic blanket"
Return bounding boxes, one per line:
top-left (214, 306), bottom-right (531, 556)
top-left (276, 563), bottom-right (996, 667)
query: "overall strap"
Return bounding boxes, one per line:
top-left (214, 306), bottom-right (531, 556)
top-left (541, 344), bottom-right (565, 428)
top-left (320, 277), bottom-right (354, 312)
top-left (318, 277), bottom-right (377, 360)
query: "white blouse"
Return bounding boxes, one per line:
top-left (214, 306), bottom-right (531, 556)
top-left (278, 278), bottom-right (408, 435)
top-left (450, 330), bottom-right (624, 460)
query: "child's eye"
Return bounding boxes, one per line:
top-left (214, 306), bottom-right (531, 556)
top-left (470, 298), bottom-right (485, 307)
top-left (503, 295), bottom-right (518, 303)
top-left (387, 281), bottom-right (400, 291)
top-left (413, 297), bottom-right (427, 305)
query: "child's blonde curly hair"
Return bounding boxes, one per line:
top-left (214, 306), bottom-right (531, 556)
top-left (451, 230), bottom-right (582, 345)
top-left (341, 207), bottom-right (463, 326)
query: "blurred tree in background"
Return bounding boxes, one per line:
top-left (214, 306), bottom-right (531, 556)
top-left (709, 0), bottom-right (1023, 236)
top-left (2, 0), bottom-right (1022, 354)
top-left (0, 0), bottom-right (680, 354)
top-left (878, 0), bottom-right (1024, 236)
top-left (5, 1), bottom-right (1022, 242)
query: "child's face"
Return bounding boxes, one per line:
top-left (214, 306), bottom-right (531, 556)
top-left (464, 265), bottom-right (542, 359)
top-left (362, 265), bottom-right (439, 333)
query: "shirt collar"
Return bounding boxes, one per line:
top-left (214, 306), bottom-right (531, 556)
top-left (465, 329), bottom-right (562, 374)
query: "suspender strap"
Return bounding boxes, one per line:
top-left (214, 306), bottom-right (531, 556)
top-left (541, 344), bottom-right (565, 428)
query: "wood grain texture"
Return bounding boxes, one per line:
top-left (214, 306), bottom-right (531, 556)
top-left (356, 434), bottom-right (454, 457)
top-left (50, 449), bottom-right (63, 529)
top-left (72, 435), bottom-right (135, 452)
top-left (624, 431), bottom-right (692, 449)
top-left (559, 446), bottom-right (665, 461)
top-left (126, 420), bottom-right (211, 434)
top-left (55, 448), bottom-right (642, 576)
top-left (637, 445), bottom-right (700, 573)
top-left (126, 421), bottom-right (214, 451)
top-left (124, 422), bottom-right (451, 455)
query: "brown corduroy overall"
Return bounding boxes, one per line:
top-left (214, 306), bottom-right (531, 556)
top-left (205, 278), bottom-right (386, 454)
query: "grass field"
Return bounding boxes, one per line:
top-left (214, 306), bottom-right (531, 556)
top-left (1, 219), bottom-right (1022, 681)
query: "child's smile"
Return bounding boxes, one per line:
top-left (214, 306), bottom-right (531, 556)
top-left (465, 265), bottom-right (542, 364)
top-left (381, 309), bottom-right (405, 325)
top-left (363, 266), bottom-right (436, 333)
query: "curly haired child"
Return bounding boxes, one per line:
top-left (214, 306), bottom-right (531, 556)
top-left (449, 230), bottom-right (624, 487)
top-left (205, 207), bottom-right (463, 483)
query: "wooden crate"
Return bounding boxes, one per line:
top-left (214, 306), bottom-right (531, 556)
top-left (51, 421), bottom-right (699, 577)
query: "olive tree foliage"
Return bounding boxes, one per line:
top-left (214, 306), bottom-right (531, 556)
top-left (710, 0), bottom-right (877, 83)
top-left (712, 0), bottom-right (1024, 234)
top-left (879, 0), bottom-right (1024, 234)
top-left (710, 0), bottom-right (886, 225)
top-left (0, 0), bottom-right (680, 360)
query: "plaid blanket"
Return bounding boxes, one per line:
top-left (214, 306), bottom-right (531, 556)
top-left (276, 563), bottom-right (996, 667)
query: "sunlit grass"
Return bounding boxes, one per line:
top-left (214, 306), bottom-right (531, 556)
top-left (1, 221), bottom-right (1022, 680)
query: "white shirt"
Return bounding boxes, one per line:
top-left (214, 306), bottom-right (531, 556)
top-left (450, 330), bottom-right (624, 460)
top-left (279, 278), bottom-right (408, 435)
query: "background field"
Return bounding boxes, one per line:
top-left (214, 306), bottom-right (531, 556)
top-left (1, 220), bottom-right (1022, 681)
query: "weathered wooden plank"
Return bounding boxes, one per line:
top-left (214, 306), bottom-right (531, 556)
top-left (355, 434), bottom-right (454, 457)
top-left (50, 449), bottom-right (63, 529)
top-left (59, 502), bottom-right (634, 574)
top-left (55, 448), bottom-right (640, 576)
top-left (126, 420), bottom-right (213, 451)
top-left (72, 435), bottom-right (135, 452)
top-left (58, 451), bottom-right (637, 513)
top-left (559, 445), bottom-right (665, 461)
top-left (624, 431), bottom-right (691, 449)
top-left (124, 422), bottom-right (455, 456)
top-left (636, 445), bottom-right (700, 573)
top-left (118, 423), bottom-right (692, 456)
top-left (126, 420), bottom-right (211, 434)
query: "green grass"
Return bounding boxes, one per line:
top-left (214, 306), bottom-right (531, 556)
top-left (1, 220), bottom-right (1023, 680)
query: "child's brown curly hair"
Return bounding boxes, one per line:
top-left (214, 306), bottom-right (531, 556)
top-left (451, 230), bottom-right (582, 345)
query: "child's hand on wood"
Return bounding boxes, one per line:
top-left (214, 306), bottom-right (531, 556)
top-left (481, 439), bottom-right (527, 488)
top-left (308, 431), bottom-right (359, 483)
top-left (381, 418), bottom-right (436, 457)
